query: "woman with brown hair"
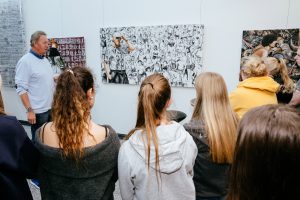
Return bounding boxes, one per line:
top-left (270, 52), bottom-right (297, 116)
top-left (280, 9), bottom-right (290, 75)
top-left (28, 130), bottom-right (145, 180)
top-left (184, 72), bottom-right (239, 200)
top-left (118, 73), bottom-right (197, 200)
top-left (35, 67), bottom-right (120, 199)
top-left (227, 104), bottom-right (300, 200)
top-left (0, 75), bottom-right (39, 199)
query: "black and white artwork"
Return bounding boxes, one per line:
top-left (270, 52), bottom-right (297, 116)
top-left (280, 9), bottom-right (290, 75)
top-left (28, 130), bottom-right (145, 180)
top-left (0, 0), bottom-right (26, 87)
top-left (100, 24), bottom-right (204, 87)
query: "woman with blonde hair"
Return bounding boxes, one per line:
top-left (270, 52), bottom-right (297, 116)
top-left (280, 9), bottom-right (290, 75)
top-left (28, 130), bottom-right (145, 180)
top-left (230, 56), bottom-right (280, 118)
top-left (263, 56), bottom-right (295, 103)
top-left (227, 104), bottom-right (300, 200)
top-left (35, 67), bottom-right (120, 199)
top-left (184, 72), bottom-right (239, 200)
top-left (118, 73), bottom-right (197, 200)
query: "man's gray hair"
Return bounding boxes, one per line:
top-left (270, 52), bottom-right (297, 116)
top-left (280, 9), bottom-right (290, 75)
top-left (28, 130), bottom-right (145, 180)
top-left (30, 31), bottom-right (47, 47)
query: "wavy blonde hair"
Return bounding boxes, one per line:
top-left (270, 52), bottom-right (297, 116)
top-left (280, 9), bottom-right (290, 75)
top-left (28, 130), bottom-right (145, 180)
top-left (264, 57), bottom-right (295, 93)
top-left (241, 56), bottom-right (268, 79)
top-left (192, 72), bottom-right (238, 163)
top-left (52, 67), bottom-right (94, 161)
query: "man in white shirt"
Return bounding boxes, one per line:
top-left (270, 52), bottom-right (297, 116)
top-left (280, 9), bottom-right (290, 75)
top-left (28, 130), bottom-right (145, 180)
top-left (15, 31), bottom-right (54, 141)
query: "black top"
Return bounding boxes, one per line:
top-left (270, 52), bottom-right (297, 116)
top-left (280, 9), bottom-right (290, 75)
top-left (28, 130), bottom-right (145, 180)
top-left (35, 125), bottom-right (120, 200)
top-left (184, 119), bottom-right (230, 198)
top-left (0, 115), bottom-right (39, 200)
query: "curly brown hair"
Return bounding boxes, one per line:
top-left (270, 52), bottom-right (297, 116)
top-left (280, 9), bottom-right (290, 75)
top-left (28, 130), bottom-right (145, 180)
top-left (52, 67), bottom-right (94, 161)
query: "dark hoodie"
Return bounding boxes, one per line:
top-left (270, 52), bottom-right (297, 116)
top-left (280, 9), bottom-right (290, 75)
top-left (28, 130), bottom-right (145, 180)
top-left (184, 119), bottom-right (230, 198)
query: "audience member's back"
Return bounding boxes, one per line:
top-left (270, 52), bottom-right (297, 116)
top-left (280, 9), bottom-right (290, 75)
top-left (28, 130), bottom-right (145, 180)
top-left (230, 56), bottom-right (279, 118)
top-left (0, 76), bottom-right (39, 200)
top-left (228, 104), bottom-right (300, 200)
top-left (118, 74), bottom-right (197, 200)
top-left (35, 67), bottom-right (120, 200)
top-left (184, 72), bottom-right (238, 200)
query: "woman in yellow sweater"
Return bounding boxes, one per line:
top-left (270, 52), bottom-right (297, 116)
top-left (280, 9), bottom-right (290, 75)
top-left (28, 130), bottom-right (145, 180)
top-left (230, 56), bottom-right (280, 118)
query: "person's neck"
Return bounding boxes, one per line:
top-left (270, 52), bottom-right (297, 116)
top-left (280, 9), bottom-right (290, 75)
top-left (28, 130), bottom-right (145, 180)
top-left (159, 112), bottom-right (171, 125)
top-left (31, 48), bottom-right (43, 56)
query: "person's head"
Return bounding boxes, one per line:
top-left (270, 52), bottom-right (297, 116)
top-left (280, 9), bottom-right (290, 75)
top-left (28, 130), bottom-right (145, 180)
top-left (30, 31), bottom-right (49, 55)
top-left (227, 104), bottom-right (300, 200)
top-left (264, 57), bottom-right (295, 93)
top-left (127, 73), bottom-right (171, 169)
top-left (192, 72), bottom-right (238, 163)
top-left (261, 34), bottom-right (277, 47)
top-left (52, 67), bottom-right (95, 161)
top-left (50, 38), bottom-right (58, 48)
top-left (240, 56), bottom-right (267, 80)
top-left (294, 47), bottom-right (300, 66)
top-left (112, 32), bottom-right (122, 47)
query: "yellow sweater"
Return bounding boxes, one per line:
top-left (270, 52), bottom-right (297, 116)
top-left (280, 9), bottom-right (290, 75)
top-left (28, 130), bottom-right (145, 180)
top-left (229, 76), bottom-right (279, 118)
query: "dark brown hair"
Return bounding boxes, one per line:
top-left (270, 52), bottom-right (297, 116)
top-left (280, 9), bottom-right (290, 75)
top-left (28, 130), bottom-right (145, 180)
top-left (52, 67), bottom-right (94, 161)
top-left (127, 73), bottom-right (171, 173)
top-left (227, 104), bottom-right (300, 200)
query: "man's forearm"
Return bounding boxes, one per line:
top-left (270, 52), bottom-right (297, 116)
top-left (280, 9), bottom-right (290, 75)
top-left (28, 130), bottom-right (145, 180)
top-left (20, 93), bottom-right (33, 111)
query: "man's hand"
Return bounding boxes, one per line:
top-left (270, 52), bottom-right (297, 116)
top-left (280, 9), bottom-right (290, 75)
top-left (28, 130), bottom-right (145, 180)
top-left (27, 111), bottom-right (36, 124)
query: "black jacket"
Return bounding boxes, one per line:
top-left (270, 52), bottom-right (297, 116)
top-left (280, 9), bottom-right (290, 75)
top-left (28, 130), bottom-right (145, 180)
top-left (0, 115), bottom-right (39, 200)
top-left (184, 119), bottom-right (230, 198)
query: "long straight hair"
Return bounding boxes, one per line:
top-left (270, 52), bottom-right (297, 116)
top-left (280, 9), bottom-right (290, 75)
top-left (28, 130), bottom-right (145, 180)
top-left (52, 67), bottom-right (94, 161)
top-left (127, 73), bottom-right (171, 172)
top-left (192, 72), bottom-right (238, 163)
top-left (227, 104), bottom-right (300, 200)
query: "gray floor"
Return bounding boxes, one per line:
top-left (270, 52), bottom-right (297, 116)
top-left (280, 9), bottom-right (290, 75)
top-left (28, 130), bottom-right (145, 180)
top-left (23, 125), bottom-right (122, 200)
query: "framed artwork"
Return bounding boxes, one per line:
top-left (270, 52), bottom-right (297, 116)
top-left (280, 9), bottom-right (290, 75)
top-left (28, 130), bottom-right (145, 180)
top-left (100, 24), bottom-right (204, 87)
top-left (0, 0), bottom-right (26, 87)
top-left (47, 37), bottom-right (86, 75)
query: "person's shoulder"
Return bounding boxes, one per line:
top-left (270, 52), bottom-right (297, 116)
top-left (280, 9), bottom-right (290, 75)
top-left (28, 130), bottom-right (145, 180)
top-left (0, 115), bottom-right (25, 138)
top-left (0, 115), bottom-right (19, 125)
top-left (20, 52), bottom-right (34, 61)
top-left (16, 52), bottom-right (29, 63)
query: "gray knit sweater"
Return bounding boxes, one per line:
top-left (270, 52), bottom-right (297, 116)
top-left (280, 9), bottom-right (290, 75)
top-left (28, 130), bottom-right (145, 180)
top-left (35, 125), bottom-right (120, 200)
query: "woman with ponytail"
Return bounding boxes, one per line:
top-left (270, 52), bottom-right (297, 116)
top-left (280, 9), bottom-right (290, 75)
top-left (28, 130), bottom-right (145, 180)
top-left (118, 73), bottom-right (197, 200)
top-left (35, 67), bottom-right (120, 200)
top-left (264, 57), bottom-right (295, 103)
top-left (230, 56), bottom-right (280, 118)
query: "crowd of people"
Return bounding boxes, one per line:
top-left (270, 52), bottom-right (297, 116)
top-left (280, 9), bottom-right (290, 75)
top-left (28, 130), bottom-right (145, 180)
top-left (1, 30), bottom-right (300, 200)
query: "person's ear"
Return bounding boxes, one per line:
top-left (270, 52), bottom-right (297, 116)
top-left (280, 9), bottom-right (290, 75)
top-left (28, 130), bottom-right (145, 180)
top-left (165, 98), bottom-right (173, 109)
top-left (86, 88), bottom-right (94, 99)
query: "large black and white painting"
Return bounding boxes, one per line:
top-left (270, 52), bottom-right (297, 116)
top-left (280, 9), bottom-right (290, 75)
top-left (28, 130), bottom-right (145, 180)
top-left (100, 24), bottom-right (204, 87)
top-left (0, 0), bottom-right (26, 87)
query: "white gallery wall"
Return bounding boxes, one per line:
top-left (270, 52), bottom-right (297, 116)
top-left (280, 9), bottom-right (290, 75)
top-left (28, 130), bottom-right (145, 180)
top-left (2, 0), bottom-right (300, 134)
